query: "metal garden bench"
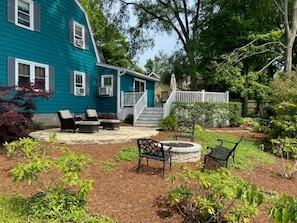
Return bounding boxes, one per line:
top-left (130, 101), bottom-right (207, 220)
top-left (203, 136), bottom-right (244, 169)
top-left (173, 121), bottom-right (195, 142)
top-left (137, 138), bottom-right (172, 178)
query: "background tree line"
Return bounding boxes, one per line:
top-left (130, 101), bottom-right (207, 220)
top-left (79, 0), bottom-right (297, 116)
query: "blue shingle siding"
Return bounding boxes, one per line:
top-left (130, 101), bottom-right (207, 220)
top-left (1, 0), bottom-right (100, 114)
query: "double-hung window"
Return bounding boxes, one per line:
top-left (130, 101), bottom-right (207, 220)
top-left (17, 0), bottom-right (33, 29)
top-left (69, 20), bottom-right (89, 50)
top-left (74, 22), bottom-right (85, 48)
top-left (16, 58), bottom-right (49, 90)
top-left (7, 0), bottom-right (40, 31)
top-left (74, 71), bottom-right (86, 96)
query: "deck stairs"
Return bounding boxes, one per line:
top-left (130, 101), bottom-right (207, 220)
top-left (134, 107), bottom-right (163, 127)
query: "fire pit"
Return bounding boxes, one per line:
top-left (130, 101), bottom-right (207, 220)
top-left (161, 140), bottom-right (202, 163)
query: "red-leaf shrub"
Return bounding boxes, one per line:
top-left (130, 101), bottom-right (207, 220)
top-left (0, 84), bottom-right (52, 142)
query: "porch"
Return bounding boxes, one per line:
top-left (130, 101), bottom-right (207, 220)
top-left (120, 90), bottom-right (229, 127)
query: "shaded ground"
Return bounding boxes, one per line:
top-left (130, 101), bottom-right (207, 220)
top-left (0, 126), bottom-right (296, 222)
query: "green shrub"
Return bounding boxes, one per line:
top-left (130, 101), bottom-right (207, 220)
top-left (170, 101), bottom-right (242, 127)
top-left (4, 134), bottom-right (94, 222)
top-left (101, 159), bottom-right (117, 172)
top-left (124, 114), bottom-right (133, 124)
top-left (158, 115), bottom-right (178, 131)
top-left (167, 166), bottom-right (263, 222)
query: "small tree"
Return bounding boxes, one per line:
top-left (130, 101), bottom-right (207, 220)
top-left (0, 85), bottom-right (51, 142)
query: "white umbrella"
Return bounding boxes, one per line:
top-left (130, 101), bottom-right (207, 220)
top-left (170, 73), bottom-right (177, 92)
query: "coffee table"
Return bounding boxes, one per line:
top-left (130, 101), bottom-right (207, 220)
top-left (79, 121), bottom-right (101, 133)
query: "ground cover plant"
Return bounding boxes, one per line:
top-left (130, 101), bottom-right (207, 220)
top-left (0, 126), bottom-right (297, 222)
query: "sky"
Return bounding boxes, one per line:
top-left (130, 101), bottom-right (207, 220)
top-left (137, 33), bottom-right (178, 69)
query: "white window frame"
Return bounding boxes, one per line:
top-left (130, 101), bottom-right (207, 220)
top-left (134, 78), bottom-right (146, 92)
top-left (74, 71), bottom-right (86, 96)
top-left (73, 22), bottom-right (85, 49)
top-left (101, 75), bottom-right (113, 88)
top-left (15, 0), bottom-right (34, 31)
top-left (15, 58), bottom-right (49, 90)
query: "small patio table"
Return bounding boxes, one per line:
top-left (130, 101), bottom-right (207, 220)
top-left (79, 121), bottom-right (101, 133)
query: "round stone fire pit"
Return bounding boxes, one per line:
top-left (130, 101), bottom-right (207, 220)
top-left (161, 140), bottom-right (202, 163)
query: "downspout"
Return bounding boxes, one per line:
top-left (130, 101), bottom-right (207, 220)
top-left (117, 69), bottom-right (126, 119)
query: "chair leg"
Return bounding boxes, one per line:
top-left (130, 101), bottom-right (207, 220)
top-left (137, 157), bottom-right (142, 173)
top-left (162, 160), bottom-right (165, 178)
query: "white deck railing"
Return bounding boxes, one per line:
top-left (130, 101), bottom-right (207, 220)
top-left (163, 90), bottom-right (229, 117)
top-left (121, 92), bottom-right (144, 107)
top-left (133, 91), bottom-right (147, 123)
top-left (121, 90), bottom-right (229, 121)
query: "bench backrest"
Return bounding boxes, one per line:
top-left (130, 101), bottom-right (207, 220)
top-left (174, 121), bottom-right (195, 141)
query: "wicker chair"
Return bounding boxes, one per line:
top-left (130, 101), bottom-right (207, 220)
top-left (57, 110), bottom-right (81, 132)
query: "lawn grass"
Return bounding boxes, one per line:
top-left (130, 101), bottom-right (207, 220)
top-left (196, 130), bottom-right (274, 170)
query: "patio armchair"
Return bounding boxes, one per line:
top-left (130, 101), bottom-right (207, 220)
top-left (85, 109), bottom-right (120, 130)
top-left (57, 110), bottom-right (81, 132)
top-left (137, 138), bottom-right (172, 178)
top-left (203, 136), bottom-right (244, 170)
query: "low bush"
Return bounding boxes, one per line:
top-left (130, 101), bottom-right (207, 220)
top-left (167, 166), bottom-right (264, 222)
top-left (158, 115), bottom-right (178, 131)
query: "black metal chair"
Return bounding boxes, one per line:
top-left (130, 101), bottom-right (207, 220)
top-left (173, 121), bottom-right (195, 142)
top-left (137, 138), bottom-right (172, 178)
top-left (203, 136), bottom-right (244, 169)
top-left (57, 110), bottom-right (81, 132)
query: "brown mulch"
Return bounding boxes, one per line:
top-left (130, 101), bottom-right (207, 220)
top-left (0, 126), bottom-right (296, 223)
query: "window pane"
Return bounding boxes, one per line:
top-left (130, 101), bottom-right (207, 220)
top-left (18, 63), bottom-right (30, 76)
top-left (75, 26), bottom-right (83, 37)
top-left (35, 66), bottom-right (45, 89)
top-left (103, 77), bottom-right (112, 86)
top-left (18, 0), bottom-right (30, 27)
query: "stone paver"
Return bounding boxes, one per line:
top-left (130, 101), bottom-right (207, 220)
top-left (29, 126), bottom-right (159, 145)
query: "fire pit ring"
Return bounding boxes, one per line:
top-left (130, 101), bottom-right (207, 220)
top-left (161, 140), bottom-right (202, 163)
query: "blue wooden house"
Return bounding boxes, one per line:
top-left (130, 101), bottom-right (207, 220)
top-left (0, 0), bottom-right (158, 125)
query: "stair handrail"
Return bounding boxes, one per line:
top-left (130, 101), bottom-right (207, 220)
top-left (133, 91), bottom-right (147, 123)
top-left (163, 90), bottom-right (176, 118)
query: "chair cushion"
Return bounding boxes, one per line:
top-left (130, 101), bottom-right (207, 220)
top-left (59, 110), bottom-right (73, 119)
top-left (86, 109), bottom-right (98, 118)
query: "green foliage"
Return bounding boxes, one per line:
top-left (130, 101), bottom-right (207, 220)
top-left (4, 134), bottom-right (94, 222)
top-left (0, 193), bottom-right (115, 223)
top-left (158, 115), bottom-right (178, 131)
top-left (101, 159), bottom-right (117, 172)
top-left (124, 114), bottom-right (133, 124)
top-left (115, 146), bottom-right (138, 161)
top-left (270, 194), bottom-right (297, 223)
top-left (198, 130), bottom-right (274, 170)
top-left (167, 167), bottom-right (263, 222)
top-left (170, 102), bottom-right (242, 127)
top-left (271, 138), bottom-right (297, 179)
top-left (265, 73), bottom-right (297, 139)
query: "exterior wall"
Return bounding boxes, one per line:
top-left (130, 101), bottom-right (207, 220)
top-left (0, 0), bottom-right (99, 116)
top-left (97, 66), bottom-right (117, 113)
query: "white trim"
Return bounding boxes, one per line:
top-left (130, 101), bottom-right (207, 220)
top-left (74, 0), bottom-right (100, 62)
top-left (101, 75), bottom-right (113, 97)
top-left (15, 58), bottom-right (49, 90)
top-left (134, 78), bottom-right (146, 92)
top-left (73, 22), bottom-right (86, 49)
top-left (15, 0), bottom-right (34, 31)
top-left (74, 71), bottom-right (86, 96)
